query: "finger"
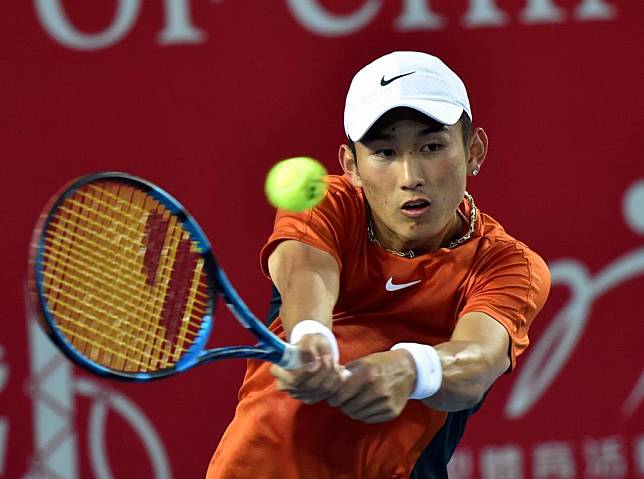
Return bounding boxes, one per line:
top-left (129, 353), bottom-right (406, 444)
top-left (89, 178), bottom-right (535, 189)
top-left (275, 360), bottom-right (324, 388)
top-left (276, 368), bottom-right (337, 393)
top-left (271, 364), bottom-right (291, 381)
top-left (283, 384), bottom-right (335, 404)
top-left (326, 380), bottom-right (362, 408)
top-left (318, 364), bottom-right (346, 393)
top-left (340, 396), bottom-right (386, 419)
top-left (300, 335), bottom-right (335, 372)
top-left (279, 363), bottom-right (345, 402)
top-left (272, 365), bottom-right (320, 392)
top-left (276, 378), bottom-right (297, 392)
top-left (290, 364), bottom-right (341, 394)
top-left (326, 363), bottom-right (368, 407)
top-left (297, 345), bottom-right (321, 372)
top-left (316, 339), bottom-right (335, 371)
top-left (356, 410), bottom-right (398, 424)
top-left (271, 365), bottom-right (306, 389)
top-left (295, 392), bottom-right (332, 405)
top-left (301, 366), bottom-right (345, 399)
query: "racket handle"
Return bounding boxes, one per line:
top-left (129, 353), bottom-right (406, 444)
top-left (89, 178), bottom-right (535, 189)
top-left (278, 343), bottom-right (303, 370)
top-left (279, 345), bottom-right (353, 380)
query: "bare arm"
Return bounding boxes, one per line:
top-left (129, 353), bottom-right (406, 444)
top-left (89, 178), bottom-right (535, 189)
top-left (327, 312), bottom-right (511, 421)
top-left (267, 240), bottom-right (339, 335)
top-left (421, 312), bottom-right (511, 411)
top-left (268, 240), bottom-right (345, 403)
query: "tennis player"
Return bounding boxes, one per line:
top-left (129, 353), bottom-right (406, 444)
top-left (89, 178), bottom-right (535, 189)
top-left (207, 51), bottom-right (550, 478)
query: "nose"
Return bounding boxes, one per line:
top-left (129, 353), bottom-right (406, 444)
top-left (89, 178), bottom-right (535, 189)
top-left (400, 155), bottom-right (425, 191)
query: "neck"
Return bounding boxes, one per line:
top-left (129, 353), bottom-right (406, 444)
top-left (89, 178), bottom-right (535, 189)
top-left (366, 192), bottom-right (476, 257)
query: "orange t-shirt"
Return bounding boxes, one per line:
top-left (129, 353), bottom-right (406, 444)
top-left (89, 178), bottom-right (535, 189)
top-left (207, 175), bottom-right (550, 479)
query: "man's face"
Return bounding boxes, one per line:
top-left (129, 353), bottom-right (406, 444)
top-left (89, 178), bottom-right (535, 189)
top-left (343, 108), bottom-right (477, 253)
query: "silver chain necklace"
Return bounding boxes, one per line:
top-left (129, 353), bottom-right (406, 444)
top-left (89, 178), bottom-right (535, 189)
top-left (366, 191), bottom-right (478, 258)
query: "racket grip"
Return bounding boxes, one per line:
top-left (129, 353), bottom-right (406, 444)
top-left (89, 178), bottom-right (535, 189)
top-left (278, 343), bottom-right (303, 370)
top-left (279, 345), bottom-right (353, 380)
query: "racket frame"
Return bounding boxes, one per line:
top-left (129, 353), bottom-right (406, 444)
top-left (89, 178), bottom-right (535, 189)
top-left (28, 172), bottom-right (300, 381)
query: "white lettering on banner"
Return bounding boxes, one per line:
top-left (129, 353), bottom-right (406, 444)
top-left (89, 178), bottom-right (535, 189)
top-left (505, 179), bottom-right (644, 419)
top-left (287, 0), bottom-right (618, 36)
top-left (34, 0), bottom-right (208, 50)
top-left (463, 0), bottom-right (508, 28)
top-left (635, 436), bottom-right (644, 476)
top-left (0, 420), bottom-right (7, 478)
top-left (574, 0), bottom-right (618, 21)
top-left (76, 379), bottom-right (171, 479)
top-left (34, 0), bottom-right (143, 50)
top-left (395, 0), bottom-right (444, 31)
top-left (480, 445), bottom-right (524, 479)
top-left (453, 436), bottom-right (640, 478)
top-left (0, 346), bottom-right (7, 394)
top-left (286, 0), bottom-right (381, 36)
top-left (24, 310), bottom-right (79, 478)
top-left (622, 370), bottom-right (644, 417)
top-left (0, 345), bottom-right (8, 477)
top-left (520, 0), bottom-right (566, 23)
top-left (33, 0), bottom-right (619, 49)
top-left (625, 179), bottom-right (644, 233)
top-left (447, 448), bottom-right (474, 479)
top-left (157, 0), bottom-right (206, 44)
top-left (533, 442), bottom-right (576, 479)
top-left (23, 314), bottom-right (171, 479)
top-left (583, 436), bottom-right (628, 478)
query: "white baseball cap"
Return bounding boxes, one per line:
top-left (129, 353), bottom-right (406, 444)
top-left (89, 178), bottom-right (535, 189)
top-left (344, 51), bottom-right (472, 142)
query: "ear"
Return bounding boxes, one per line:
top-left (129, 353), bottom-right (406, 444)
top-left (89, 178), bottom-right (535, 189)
top-left (467, 127), bottom-right (488, 176)
top-left (338, 144), bottom-right (363, 188)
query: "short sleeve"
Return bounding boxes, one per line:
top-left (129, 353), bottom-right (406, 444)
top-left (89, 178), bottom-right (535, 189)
top-left (259, 176), bottom-right (362, 278)
top-left (460, 241), bottom-right (551, 369)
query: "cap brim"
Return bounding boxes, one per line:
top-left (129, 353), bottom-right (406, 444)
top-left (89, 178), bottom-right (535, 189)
top-left (346, 100), bottom-right (464, 142)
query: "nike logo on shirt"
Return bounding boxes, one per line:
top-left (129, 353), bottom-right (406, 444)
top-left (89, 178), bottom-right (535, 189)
top-left (385, 277), bottom-right (422, 292)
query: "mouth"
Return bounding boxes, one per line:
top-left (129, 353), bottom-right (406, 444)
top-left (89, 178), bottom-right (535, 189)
top-left (400, 198), bottom-right (431, 218)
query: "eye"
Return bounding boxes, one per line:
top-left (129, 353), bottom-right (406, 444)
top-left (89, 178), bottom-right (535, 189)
top-left (374, 148), bottom-right (396, 158)
top-left (422, 143), bottom-right (443, 152)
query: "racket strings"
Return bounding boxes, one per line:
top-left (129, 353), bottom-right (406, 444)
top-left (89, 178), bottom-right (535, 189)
top-left (41, 181), bottom-right (210, 372)
top-left (41, 266), bottom-right (202, 347)
top-left (43, 223), bottom-right (208, 313)
top-left (46, 197), bottom-right (170, 369)
top-left (52, 190), bottom-right (209, 311)
top-left (46, 202), bottom-right (195, 326)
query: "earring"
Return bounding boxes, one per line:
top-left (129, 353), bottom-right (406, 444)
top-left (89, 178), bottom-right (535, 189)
top-left (472, 168), bottom-right (479, 176)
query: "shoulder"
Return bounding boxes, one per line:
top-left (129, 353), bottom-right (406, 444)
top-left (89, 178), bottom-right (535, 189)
top-left (323, 175), bottom-right (364, 210)
top-left (473, 211), bottom-right (550, 284)
top-left (305, 174), bottom-right (366, 230)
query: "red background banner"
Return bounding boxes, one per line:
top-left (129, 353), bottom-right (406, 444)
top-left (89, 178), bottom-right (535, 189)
top-left (2, 1), bottom-right (642, 478)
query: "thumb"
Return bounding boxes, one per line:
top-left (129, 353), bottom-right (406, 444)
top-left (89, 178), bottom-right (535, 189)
top-left (297, 338), bottom-right (321, 371)
top-left (344, 359), bottom-right (364, 374)
top-left (305, 334), bottom-right (336, 369)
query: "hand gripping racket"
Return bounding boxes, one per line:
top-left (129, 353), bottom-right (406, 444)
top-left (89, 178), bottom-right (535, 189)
top-left (27, 172), bottom-right (302, 381)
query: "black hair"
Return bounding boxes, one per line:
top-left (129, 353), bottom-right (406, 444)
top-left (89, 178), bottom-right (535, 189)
top-left (347, 111), bottom-right (472, 157)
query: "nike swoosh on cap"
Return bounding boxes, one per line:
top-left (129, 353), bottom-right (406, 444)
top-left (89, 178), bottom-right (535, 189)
top-left (380, 71), bottom-right (416, 86)
top-left (385, 277), bottom-right (422, 292)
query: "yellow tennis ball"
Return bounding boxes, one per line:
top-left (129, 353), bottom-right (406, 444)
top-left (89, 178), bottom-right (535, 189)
top-left (265, 157), bottom-right (327, 212)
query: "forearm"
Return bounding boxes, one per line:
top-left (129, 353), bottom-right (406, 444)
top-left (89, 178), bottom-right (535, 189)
top-left (268, 240), bottom-right (340, 337)
top-left (421, 340), bottom-right (509, 411)
top-left (268, 241), bottom-right (343, 400)
top-left (277, 267), bottom-right (336, 334)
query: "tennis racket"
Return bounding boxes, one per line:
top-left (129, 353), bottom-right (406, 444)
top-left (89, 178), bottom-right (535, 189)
top-left (27, 172), bottom-right (302, 381)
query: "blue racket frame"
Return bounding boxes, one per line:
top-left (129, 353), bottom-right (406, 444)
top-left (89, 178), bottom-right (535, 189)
top-left (29, 172), bottom-right (300, 381)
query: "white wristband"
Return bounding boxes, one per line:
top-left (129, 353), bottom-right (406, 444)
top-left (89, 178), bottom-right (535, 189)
top-left (289, 320), bottom-right (339, 362)
top-left (391, 342), bottom-right (443, 399)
